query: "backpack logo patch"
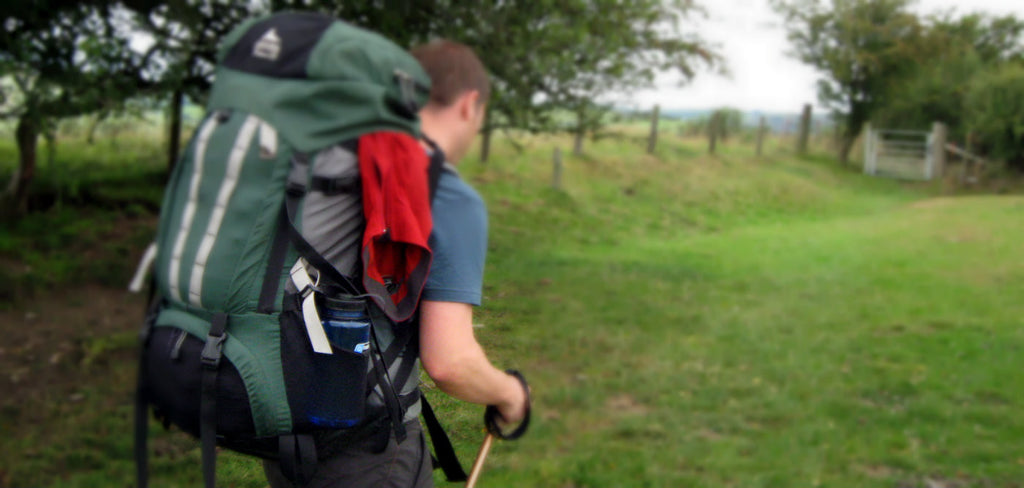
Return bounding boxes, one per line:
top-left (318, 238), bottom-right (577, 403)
top-left (253, 28), bottom-right (281, 61)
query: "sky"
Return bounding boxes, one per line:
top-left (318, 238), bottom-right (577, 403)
top-left (626, 0), bottom-right (1024, 114)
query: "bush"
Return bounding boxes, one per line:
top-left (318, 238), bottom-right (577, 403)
top-left (966, 63), bottom-right (1024, 168)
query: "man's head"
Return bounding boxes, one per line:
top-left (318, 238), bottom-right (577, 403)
top-left (411, 39), bottom-right (490, 164)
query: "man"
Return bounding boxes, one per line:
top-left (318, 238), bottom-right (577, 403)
top-left (263, 39), bottom-right (529, 488)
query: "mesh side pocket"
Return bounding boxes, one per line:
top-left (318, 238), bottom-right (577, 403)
top-left (280, 292), bottom-right (369, 431)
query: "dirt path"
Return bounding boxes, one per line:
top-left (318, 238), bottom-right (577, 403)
top-left (0, 284), bottom-right (146, 430)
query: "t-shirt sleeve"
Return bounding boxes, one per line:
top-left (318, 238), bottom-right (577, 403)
top-left (422, 170), bottom-right (488, 306)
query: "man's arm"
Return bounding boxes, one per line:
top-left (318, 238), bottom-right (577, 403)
top-left (418, 300), bottom-right (528, 424)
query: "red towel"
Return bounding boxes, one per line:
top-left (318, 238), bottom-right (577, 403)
top-left (358, 131), bottom-right (433, 322)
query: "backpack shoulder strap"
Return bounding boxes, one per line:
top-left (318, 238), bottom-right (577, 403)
top-left (423, 136), bottom-right (445, 203)
top-left (421, 395), bottom-right (469, 482)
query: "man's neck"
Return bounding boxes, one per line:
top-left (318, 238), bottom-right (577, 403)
top-left (418, 110), bottom-right (456, 164)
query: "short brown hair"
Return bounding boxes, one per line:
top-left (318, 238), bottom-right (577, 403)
top-left (410, 39), bottom-right (490, 107)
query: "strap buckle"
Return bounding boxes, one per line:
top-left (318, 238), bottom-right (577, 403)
top-left (200, 333), bottom-right (228, 370)
top-left (394, 69), bottom-right (418, 114)
top-left (286, 182), bottom-right (307, 198)
top-left (298, 283), bottom-right (319, 300)
top-left (312, 176), bottom-right (360, 195)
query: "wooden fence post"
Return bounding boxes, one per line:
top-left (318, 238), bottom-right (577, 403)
top-left (755, 116), bottom-right (766, 157)
top-left (930, 121), bottom-right (947, 180)
top-left (647, 104), bottom-right (660, 154)
top-left (552, 147), bottom-right (563, 190)
top-left (708, 111), bottom-right (719, 155)
top-left (797, 103), bottom-right (812, 155)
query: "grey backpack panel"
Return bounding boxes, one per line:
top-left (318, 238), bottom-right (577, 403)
top-left (298, 145), bottom-right (364, 277)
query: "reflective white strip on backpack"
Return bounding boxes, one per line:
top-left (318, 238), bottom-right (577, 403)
top-left (127, 242), bottom-right (158, 293)
top-left (290, 259), bottom-right (333, 355)
top-left (188, 114), bottom-right (261, 307)
top-left (259, 121), bottom-right (278, 159)
top-left (167, 117), bottom-right (218, 304)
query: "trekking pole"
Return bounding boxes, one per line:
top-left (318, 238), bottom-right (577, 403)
top-left (465, 433), bottom-right (495, 488)
top-left (465, 370), bottom-right (532, 488)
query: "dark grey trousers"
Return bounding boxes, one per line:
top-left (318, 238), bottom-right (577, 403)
top-left (263, 421), bottom-right (434, 488)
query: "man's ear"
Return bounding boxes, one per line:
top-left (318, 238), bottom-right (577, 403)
top-left (458, 90), bottom-right (481, 121)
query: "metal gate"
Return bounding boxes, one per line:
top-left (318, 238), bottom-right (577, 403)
top-left (863, 128), bottom-right (937, 180)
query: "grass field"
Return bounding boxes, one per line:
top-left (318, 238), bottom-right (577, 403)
top-left (1, 125), bottom-right (1022, 487)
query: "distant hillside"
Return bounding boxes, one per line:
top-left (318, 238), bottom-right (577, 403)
top-left (618, 107), bottom-right (835, 134)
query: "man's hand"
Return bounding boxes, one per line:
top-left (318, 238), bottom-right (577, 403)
top-left (494, 371), bottom-right (529, 427)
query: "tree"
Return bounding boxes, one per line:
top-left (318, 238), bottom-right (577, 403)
top-left (273, 1), bottom-right (720, 161)
top-left (772, 0), bottom-right (926, 164)
top-left (128, 1), bottom-right (264, 171)
top-left (0, 1), bottom-right (147, 215)
top-left (937, 12), bottom-right (1024, 65)
top-left (874, 13), bottom-right (1024, 146)
top-left (29, 0), bottom-right (718, 184)
top-left (965, 63), bottom-right (1024, 169)
top-left (541, 0), bottom-right (720, 156)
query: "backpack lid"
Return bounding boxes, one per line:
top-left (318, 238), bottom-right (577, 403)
top-left (207, 11), bottom-right (431, 152)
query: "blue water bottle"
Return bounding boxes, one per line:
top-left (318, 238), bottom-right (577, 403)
top-left (320, 296), bottom-right (371, 354)
top-left (306, 295), bottom-right (371, 428)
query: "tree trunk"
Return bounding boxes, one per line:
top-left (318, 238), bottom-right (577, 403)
top-left (479, 126), bottom-right (492, 164)
top-left (168, 88), bottom-right (184, 173)
top-left (838, 133), bottom-right (856, 166)
top-left (44, 128), bottom-right (56, 169)
top-left (5, 115), bottom-right (39, 215)
top-left (479, 108), bottom-right (492, 163)
top-left (87, 113), bottom-right (102, 145)
top-left (572, 105), bottom-right (586, 156)
top-left (840, 107), bottom-right (869, 167)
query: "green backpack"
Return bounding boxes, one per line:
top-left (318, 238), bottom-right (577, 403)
top-left (133, 12), bottom-right (466, 487)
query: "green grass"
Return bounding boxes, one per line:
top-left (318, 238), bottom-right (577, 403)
top-left (455, 134), bottom-right (1024, 487)
top-left (0, 127), bottom-right (165, 304)
top-left (476, 197), bottom-right (1024, 487)
top-left (2, 127), bottom-right (1023, 487)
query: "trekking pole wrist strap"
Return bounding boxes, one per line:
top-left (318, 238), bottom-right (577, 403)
top-left (484, 369), bottom-right (531, 441)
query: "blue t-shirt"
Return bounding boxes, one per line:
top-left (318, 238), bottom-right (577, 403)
top-left (422, 165), bottom-right (487, 306)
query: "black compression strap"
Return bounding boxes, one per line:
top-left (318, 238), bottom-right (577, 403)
top-left (200, 313), bottom-right (228, 488)
top-left (310, 175), bottom-right (360, 195)
top-left (389, 346), bottom-right (419, 395)
top-left (381, 320), bottom-right (416, 366)
top-left (368, 309), bottom-right (407, 444)
top-left (421, 396), bottom-right (468, 482)
top-left (363, 318), bottom-right (417, 394)
top-left (278, 434), bottom-right (318, 486)
top-left (258, 206), bottom-right (291, 313)
top-left (484, 370), bottom-right (531, 441)
top-left (135, 287), bottom-right (162, 488)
